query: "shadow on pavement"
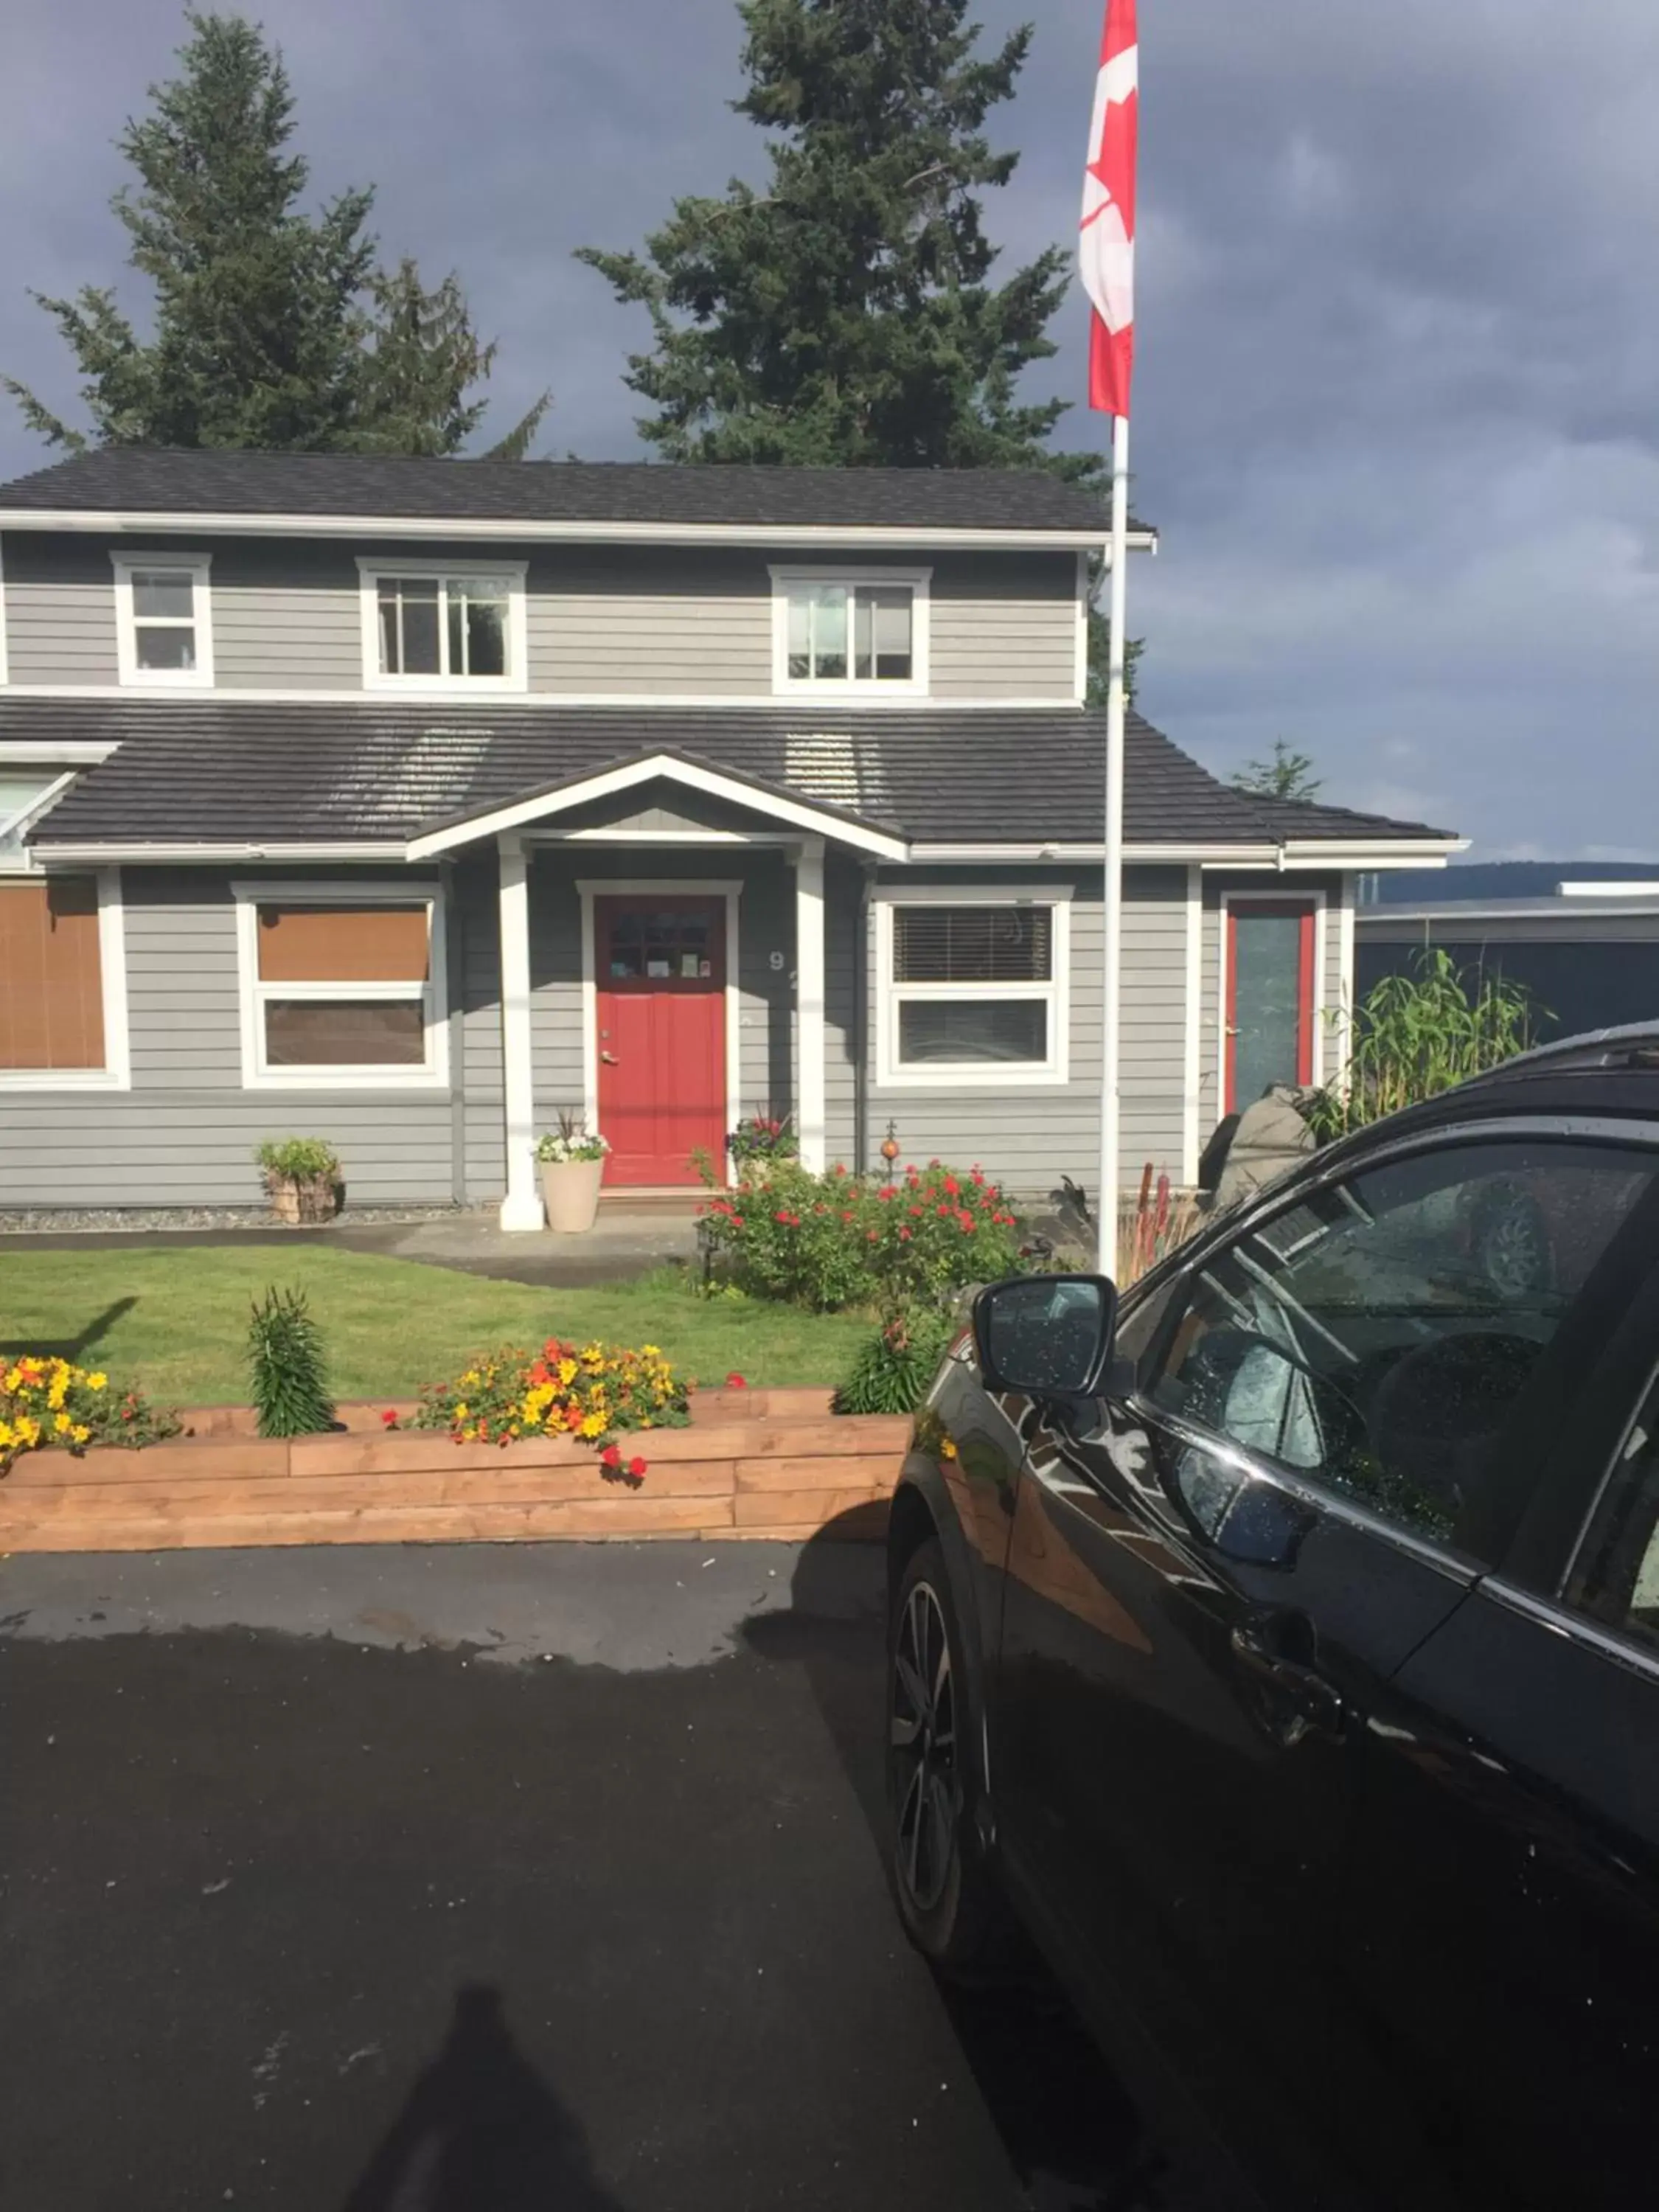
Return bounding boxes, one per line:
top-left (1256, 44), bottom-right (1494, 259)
top-left (339, 1984), bottom-right (625, 2212)
top-left (742, 1534), bottom-right (1178, 2212)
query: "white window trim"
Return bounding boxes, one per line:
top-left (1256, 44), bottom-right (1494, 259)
top-left (355, 557), bottom-right (529, 695)
top-left (0, 533), bottom-right (9, 687)
top-left (768, 565), bottom-right (931, 698)
top-left (0, 866), bottom-right (130, 1091)
top-left (874, 885), bottom-right (1071, 1090)
top-left (0, 770), bottom-right (76, 877)
top-left (1217, 888), bottom-right (1329, 1114)
top-left (111, 552), bottom-right (214, 689)
top-left (232, 879), bottom-right (449, 1091)
top-left (575, 877), bottom-right (743, 1158)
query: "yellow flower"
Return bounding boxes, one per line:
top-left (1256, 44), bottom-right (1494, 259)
top-left (15, 1416), bottom-right (39, 1447)
top-left (54, 1411), bottom-right (72, 1433)
top-left (71, 1425), bottom-right (90, 1445)
top-left (453, 1402), bottom-right (470, 1421)
top-left (557, 1358), bottom-right (579, 1385)
top-left (939, 1438), bottom-right (959, 1461)
top-left (577, 1411), bottom-right (607, 1439)
top-left (641, 1344), bottom-right (661, 1358)
top-left (87, 1372), bottom-right (108, 1392)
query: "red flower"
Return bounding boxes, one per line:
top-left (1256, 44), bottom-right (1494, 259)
top-left (627, 1456), bottom-right (648, 1478)
top-left (970, 1166), bottom-right (985, 1186)
top-left (943, 1176), bottom-right (960, 1197)
top-left (959, 1213), bottom-right (975, 1234)
top-left (601, 1444), bottom-right (622, 1469)
top-left (936, 1203), bottom-right (953, 1218)
top-left (380, 1408), bottom-right (399, 1429)
top-left (877, 1186), bottom-right (898, 1203)
top-left (867, 1229), bottom-right (879, 1242)
top-left (908, 1204), bottom-right (924, 1218)
top-left (841, 1208), bottom-right (855, 1222)
top-left (566, 1405), bottom-right (585, 1432)
top-left (726, 1372), bottom-right (748, 1389)
top-left (776, 1208), bottom-right (791, 1224)
top-left (730, 1214), bottom-right (744, 1228)
top-left (900, 1227), bottom-right (913, 1242)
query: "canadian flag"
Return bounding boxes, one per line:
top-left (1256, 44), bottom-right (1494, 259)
top-left (1080, 0), bottom-right (1138, 416)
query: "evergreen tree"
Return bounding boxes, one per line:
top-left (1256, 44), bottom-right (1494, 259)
top-left (578, 0), bottom-right (1092, 476)
top-left (1232, 740), bottom-right (1324, 804)
top-left (4, 11), bottom-right (546, 457)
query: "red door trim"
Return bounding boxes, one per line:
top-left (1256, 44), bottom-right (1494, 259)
top-left (1224, 899), bottom-right (1317, 1114)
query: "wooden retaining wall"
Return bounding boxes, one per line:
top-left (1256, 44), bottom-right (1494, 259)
top-left (0, 1388), bottom-right (910, 1554)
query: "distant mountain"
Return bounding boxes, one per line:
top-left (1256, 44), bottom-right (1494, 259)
top-left (1367, 859), bottom-right (1659, 905)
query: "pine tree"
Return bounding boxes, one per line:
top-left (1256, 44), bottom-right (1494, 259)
top-left (577, 0), bottom-right (1093, 477)
top-left (4, 11), bottom-right (546, 457)
top-left (1231, 740), bottom-right (1324, 804)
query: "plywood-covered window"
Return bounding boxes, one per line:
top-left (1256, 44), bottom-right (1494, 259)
top-left (237, 888), bottom-right (448, 1088)
top-left (0, 877), bottom-right (108, 1074)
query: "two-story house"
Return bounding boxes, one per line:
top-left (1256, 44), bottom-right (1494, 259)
top-left (0, 449), bottom-right (1459, 1224)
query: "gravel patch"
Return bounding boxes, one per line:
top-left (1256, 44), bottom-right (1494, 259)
top-left (0, 1203), bottom-right (470, 1236)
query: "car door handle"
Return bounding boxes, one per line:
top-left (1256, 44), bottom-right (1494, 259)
top-left (1230, 1621), bottom-right (1346, 1742)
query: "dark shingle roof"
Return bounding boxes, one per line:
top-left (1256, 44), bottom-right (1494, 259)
top-left (0, 448), bottom-right (1130, 535)
top-left (12, 698), bottom-right (1454, 851)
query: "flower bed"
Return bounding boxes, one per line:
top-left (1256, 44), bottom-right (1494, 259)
top-left (410, 1335), bottom-right (689, 1475)
top-left (0, 1355), bottom-right (178, 1470)
top-left (0, 1385), bottom-right (908, 1554)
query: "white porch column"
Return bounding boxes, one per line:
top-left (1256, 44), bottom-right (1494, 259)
top-left (497, 832), bottom-right (544, 1231)
top-left (794, 836), bottom-right (827, 1172)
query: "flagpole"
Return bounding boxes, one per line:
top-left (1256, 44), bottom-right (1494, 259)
top-left (1097, 406), bottom-right (1129, 1279)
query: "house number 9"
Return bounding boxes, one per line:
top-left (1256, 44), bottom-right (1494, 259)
top-left (769, 950), bottom-right (785, 970)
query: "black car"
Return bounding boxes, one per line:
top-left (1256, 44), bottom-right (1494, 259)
top-left (885, 1026), bottom-right (1659, 2211)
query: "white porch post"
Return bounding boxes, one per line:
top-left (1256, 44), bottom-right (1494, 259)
top-left (795, 836), bottom-right (827, 1172)
top-left (497, 832), bottom-right (543, 1231)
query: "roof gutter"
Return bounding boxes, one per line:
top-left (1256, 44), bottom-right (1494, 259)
top-left (32, 840), bottom-right (412, 864)
top-left (907, 838), bottom-right (1467, 867)
top-left (0, 509), bottom-right (1158, 555)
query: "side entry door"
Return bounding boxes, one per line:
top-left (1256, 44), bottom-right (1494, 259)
top-left (993, 1130), bottom-right (1658, 2206)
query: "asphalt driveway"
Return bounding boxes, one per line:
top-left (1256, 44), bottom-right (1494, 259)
top-left (1, 1541), bottom-right (1183, 2211)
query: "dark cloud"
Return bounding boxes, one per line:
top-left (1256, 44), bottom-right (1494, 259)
top-left (2, 0), bottom-right (1654, 856)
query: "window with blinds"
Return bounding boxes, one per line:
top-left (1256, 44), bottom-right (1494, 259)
top-left (892, 905), bottom-right (1053, 985)
top-left (880, 899), bottom-right (1066, 1082)
top-left (0, 878), bottom-right (107, 1072)
top-left (241, 895), bottom-right (442, 1083)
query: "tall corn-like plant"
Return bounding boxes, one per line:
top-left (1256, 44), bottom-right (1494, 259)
top-left (248, 1285), bottom-right (335, 1438)
top-left (1309, 947), bottom-right (1545, 1142)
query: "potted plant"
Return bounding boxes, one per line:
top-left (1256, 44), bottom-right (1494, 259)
top-left (535, 1116), bottom-right (610, 1233)
top-left (254, 1137), bottom-right (342, 1225)
top-left (726, 1113), bottom-right (798, 1184)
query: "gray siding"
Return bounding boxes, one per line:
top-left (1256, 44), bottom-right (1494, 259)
top-left (0, 866), bottom-right (456, 1207)
top-left (928, 552), bottom-right (1077, 700)
top-left (3, 534), bottom-right (1081, 700)
top-left (2, 532), bottom-right (119, 685)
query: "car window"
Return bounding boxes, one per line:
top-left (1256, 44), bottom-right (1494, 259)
top-left (1565, 1372), bottom-right (1659, 1657)
top-left (1147, 1139), bottom-right (1655, 1551)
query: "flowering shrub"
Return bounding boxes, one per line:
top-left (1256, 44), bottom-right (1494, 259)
top-left (0, 1357), bottom-right (180, 1471)
top-left (700, 1160), bottom-right (1025, 1312)
top-left (411, 1336), bottom-right (689, 1475)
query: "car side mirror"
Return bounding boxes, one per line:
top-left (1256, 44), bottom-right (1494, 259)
top-left (973, 1274), bottom-right (1118, 1400)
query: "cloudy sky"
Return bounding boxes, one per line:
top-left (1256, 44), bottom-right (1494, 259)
top-left (1, 0), bottom-right (1655, 858)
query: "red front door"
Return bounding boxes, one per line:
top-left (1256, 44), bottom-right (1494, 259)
top-left (596, 896), bottom-right (726, 1186)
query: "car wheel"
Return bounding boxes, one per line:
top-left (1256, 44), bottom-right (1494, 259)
top-left (887, 1538), bottom-right (998, 1972)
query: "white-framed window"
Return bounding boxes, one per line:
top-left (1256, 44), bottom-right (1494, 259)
top-left (0, 765), bottom-right (74, 873)
top-left (769, 566), bottom-right (930, 695)
top-left (874, 886), bottom-right (1071, 1088)
top-left (0, 867), bottom-right (131, 1091)
top-left (111, 552), bottom-right (214, 686)
top-left (356, 559), bottom-right (528, 692)
top-left (234, 882), bottom-right (449, 1090)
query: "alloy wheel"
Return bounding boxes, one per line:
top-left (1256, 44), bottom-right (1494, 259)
top-left (891, 1579), bottom-right (960, 1916)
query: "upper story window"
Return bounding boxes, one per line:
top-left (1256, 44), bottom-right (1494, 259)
top-left (111, 553), bottom-right (214, 686)
top-left (770, 567), bottom-right (930, 696)
top-left (874, 890), bottom-right (1070, 1088)
top-left (357, 560), bottom-right (528, 692)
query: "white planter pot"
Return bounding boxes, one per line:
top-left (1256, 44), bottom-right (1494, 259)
top-left (538, 1155), bottom-right (605, 1234)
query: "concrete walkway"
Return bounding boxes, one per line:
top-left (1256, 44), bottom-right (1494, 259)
top-left (0, 1203), bottom-right (704, 1290)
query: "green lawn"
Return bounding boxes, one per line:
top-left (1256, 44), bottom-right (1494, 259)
top-left (0, 1249), bottom-right (871, 1405)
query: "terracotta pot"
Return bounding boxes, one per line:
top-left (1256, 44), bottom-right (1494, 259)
top-left (266, 1172), bottom-right (340, 1225)
top-left (538, 1155), bottom-right (605, 1234)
